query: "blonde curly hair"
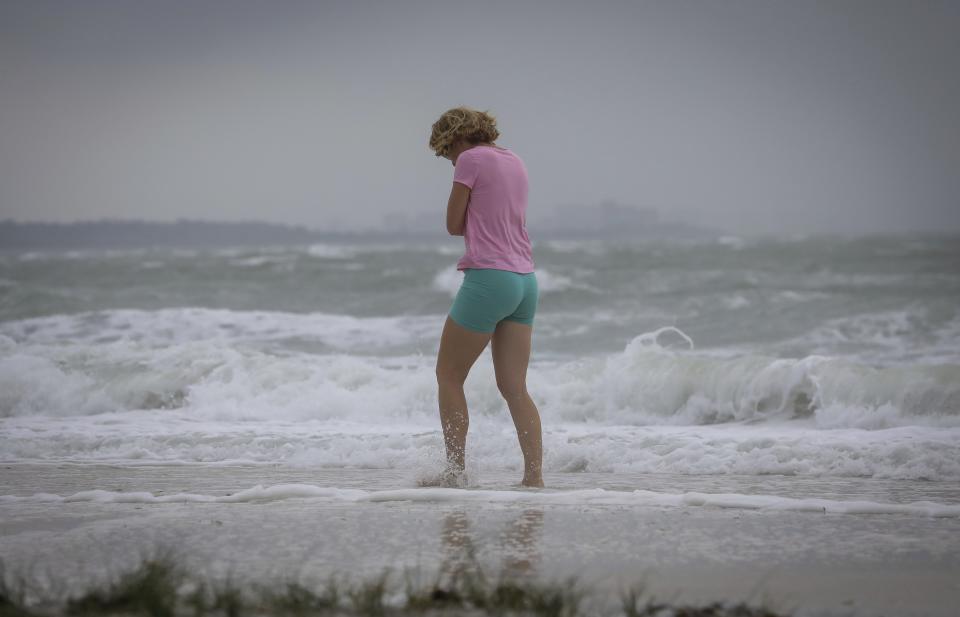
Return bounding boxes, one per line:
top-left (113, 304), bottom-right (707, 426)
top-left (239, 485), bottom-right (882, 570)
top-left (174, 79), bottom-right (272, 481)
top-left (429, 106), bottom-right (500, 157)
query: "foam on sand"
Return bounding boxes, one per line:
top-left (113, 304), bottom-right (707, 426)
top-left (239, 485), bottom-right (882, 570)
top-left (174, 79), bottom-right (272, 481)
top-left (3, 483), bottom-right (958, 517)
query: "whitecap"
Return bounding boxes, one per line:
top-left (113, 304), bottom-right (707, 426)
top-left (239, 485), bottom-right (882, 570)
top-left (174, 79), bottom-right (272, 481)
top-left (305, 243), bottom-right (355, 259)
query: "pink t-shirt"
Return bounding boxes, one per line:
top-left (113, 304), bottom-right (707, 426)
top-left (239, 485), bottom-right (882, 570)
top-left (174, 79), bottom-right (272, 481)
top-left (452, 145), bottom-right (535, 273)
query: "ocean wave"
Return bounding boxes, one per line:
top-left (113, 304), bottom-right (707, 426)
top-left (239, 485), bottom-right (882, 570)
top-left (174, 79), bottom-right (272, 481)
top-left (774, 306), bottom-right (960, 365)
top-left (304, 242), bottom-right (465, 259)
top-left (2, 483), bottom-right (957, 517)
top-left (1, 319), bottom-right (957, 431)
top-left (229, 254), bottom-right (298, 268)
top-left (2, 314), bottom-right (957, 479)
top-left (2, 418), bottom-right (956, 480)
top-left (0, 308), bottom-right (439, 348)
top-left (305, 243), bottom-right (356, 259)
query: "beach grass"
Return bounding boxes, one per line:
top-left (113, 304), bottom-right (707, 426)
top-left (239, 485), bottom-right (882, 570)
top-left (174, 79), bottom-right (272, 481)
top-left (0, 549), bottom-right (790, 617)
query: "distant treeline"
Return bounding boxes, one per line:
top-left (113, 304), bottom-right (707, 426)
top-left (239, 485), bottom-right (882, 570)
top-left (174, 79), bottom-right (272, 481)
top-left (0, 216), bottom-right (719, 250)
top-left (0, 219), bottom-right (442, 250)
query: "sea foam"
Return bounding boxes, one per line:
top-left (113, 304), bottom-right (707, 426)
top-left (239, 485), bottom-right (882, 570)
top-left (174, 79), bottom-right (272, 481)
top-left (2, 309), bottom-right (959, 479)
top-left (3, 484), bottom-right (957, 517)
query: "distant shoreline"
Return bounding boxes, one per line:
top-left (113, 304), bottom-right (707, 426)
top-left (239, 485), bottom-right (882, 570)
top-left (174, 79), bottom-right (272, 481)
top-left (1, 218), bottom-right (952, 251)
top-left (0, 217), bottom-right (724, 250)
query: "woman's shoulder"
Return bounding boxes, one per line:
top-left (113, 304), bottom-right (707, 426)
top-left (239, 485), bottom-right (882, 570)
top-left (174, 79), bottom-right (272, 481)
top-left (468, 144), bottom-right (512, 155)
top-left (469, 145), bottom-right (522, 164)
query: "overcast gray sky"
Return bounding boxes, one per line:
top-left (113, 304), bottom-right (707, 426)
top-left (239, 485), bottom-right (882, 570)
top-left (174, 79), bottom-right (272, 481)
top-left (1, 0), bottom-right (958, 236)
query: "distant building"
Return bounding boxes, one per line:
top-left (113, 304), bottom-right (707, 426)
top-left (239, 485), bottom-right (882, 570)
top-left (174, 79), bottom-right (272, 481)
top-left (533, 199), bottom-right (660, 234)
top-left (382, 210), bottom-right (443, 234)
top-left (528, 200), bottom-right (716, 239)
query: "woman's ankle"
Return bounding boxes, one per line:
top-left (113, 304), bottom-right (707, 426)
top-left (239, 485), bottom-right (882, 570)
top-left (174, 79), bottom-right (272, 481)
top-left (419, 466), bottom-right (467, 488)
top-left (521, 474), bottom-right (544, 488)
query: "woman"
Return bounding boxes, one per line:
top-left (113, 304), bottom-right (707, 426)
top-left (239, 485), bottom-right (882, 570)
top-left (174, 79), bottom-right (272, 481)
top-left (426, 106), bottom-right (544, 488)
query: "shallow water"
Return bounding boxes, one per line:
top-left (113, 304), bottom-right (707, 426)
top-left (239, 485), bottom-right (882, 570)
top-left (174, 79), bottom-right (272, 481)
top-left (1, 464), bottom-right (958, 617)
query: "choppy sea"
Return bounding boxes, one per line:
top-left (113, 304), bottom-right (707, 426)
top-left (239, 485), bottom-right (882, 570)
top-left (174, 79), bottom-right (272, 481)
top-left (1, 233), bottom-right (959, 498)
top-left (3, 231), bottom-right (960, 617)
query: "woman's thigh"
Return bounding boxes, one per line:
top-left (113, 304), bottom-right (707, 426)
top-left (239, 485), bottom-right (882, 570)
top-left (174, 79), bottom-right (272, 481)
top-left (491, 319), bottom-right (532, 394)
top-left (436, 315), bottom-right (492, 384)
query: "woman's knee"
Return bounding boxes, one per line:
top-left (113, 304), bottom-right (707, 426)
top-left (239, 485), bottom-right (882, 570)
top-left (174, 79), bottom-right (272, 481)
top-left (496, 378), bottom-right (528, 400)
top-left (436, 364), bottom-right (468, 386)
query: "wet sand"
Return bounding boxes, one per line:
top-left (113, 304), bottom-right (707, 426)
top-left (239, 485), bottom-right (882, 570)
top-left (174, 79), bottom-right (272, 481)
top-left (1, 463), bottom-right (959, 616)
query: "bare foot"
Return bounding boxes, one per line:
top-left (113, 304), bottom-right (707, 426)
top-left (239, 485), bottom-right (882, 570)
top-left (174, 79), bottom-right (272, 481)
top-left (520, 476), bottom-right (544, 488)
top-left (417, 468), bottom-right (467, 488)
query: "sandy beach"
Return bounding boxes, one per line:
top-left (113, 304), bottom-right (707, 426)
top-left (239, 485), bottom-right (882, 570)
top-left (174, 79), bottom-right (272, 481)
top-left (2, 463), bottom-right (958, 616)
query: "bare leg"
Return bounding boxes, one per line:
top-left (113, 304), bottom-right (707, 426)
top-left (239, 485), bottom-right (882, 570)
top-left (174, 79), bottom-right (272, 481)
top-left (434, 316), bottom-right (493, 479)
top-left (491, 320), bottom-right (544, 487)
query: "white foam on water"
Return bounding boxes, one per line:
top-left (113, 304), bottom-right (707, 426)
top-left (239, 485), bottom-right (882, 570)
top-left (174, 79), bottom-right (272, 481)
top-left (720, 294), bottom-right (751, 309)
top-left (305, 243), bottom-right (356, 259)
top-left (2, 314), bottom-right (959, 479)
top-left (806, 309), bottom-right (922, 348)
top-left (559, 330), bottom-right (960, 429)
top-left (2, 414), bottom-right (958, 480)
top-left (716, 235), bottom-right (746, 249)
top-left (777, 306), bottom-right (960, 365)
top-left (0, 335), bottom-right (15, 353)
top-left (431, 267), bottom-right (580, 298)
top-left (433, 243), bottom-right (462, 256)
top-left (770, 290), bottom-right (831, 304)
top-left (536, 269), bottom-right (577, 294)
top-left (538, 239), bottom-right (609, 255)
top-left (301, 242), bottom-right (464, 259)
top-left (2, 484), bottom-right (957, 517)
top-left (0, 308), bottom-right (439, 348)
top-left (229, 254), bottom-right (297, 268)
top-left (2, 316), bottom-right (957, 426)
top-left (431, 268), bottom-right (462, 296)
top-left (16, 251), bottom-right (47, 262)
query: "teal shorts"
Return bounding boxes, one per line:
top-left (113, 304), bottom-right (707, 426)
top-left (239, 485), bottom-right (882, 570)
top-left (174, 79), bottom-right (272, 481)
top-left (449, 268), bottom-right (539, 333)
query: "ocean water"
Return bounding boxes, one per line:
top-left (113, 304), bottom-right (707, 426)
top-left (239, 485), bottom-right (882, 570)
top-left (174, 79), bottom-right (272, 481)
top-left (3, 233), bottom-right (960, 615)
top-left (1, 233), bottom-right (959, 491)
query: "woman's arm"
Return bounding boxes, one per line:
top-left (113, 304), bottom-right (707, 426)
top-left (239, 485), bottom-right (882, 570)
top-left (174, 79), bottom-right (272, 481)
top-left (446, 182), bottom-right (471, 235)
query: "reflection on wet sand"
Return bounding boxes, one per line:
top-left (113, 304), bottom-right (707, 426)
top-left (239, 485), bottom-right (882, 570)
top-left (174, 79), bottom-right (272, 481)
top-left (439, 508), bottom-right (544, 584)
